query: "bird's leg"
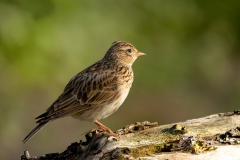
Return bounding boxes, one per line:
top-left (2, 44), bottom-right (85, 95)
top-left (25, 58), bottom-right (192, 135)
top-left (94, 120), bottom-right (119, 138)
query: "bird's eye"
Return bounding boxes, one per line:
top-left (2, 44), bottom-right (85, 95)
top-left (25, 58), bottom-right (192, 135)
top-left (126, 49), bottom-right (132, 54)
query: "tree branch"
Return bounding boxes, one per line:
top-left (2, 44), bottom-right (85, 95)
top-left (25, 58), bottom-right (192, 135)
top-left (21, 110), bottom-right (240, 160)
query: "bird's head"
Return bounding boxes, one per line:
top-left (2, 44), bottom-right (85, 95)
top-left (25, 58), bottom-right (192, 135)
top-left (104, 40), bottom-right (146, 66)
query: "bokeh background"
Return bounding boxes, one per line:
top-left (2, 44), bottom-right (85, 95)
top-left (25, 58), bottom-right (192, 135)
top-left (1, 0), bottom-right (240, 159)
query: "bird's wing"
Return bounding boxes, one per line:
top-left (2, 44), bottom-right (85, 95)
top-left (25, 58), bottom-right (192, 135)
top-left (36, 62), bottom-right (119, 122)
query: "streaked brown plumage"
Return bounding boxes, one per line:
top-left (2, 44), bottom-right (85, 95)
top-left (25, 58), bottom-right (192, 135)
top-left (23, 40), bottom-right (145, 143)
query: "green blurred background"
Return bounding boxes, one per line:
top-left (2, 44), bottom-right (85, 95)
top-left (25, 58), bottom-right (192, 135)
top-left (1, 0), bottom-right (240, 159)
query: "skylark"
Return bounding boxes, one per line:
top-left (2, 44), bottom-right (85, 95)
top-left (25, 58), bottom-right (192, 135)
top-left (23, 40), bottom-right (145, 143)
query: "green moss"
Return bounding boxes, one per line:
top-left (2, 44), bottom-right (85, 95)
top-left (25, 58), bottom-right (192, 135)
top-left (191, 140), bottom-right (216, 153)
top-left (129, 143), bottom-right (174, 158)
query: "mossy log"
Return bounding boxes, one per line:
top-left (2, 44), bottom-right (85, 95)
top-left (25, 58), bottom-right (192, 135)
top-left (21, 110), bottom-right (240, 160)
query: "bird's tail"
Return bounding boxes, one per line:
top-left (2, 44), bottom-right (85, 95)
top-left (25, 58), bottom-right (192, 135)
top-left (22, 122), bottom-right (48, 144)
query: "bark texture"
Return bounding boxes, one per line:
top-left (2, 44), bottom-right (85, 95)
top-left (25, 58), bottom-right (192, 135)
top-left (21, 110), bottom-right (240, 160)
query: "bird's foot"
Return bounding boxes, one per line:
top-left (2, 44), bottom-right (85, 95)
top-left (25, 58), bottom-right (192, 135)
top-left (94, 120), bottom-right (120, 139)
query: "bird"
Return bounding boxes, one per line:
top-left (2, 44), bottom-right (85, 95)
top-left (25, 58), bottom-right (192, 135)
top-left (22, 40), bottom-right (146, 143)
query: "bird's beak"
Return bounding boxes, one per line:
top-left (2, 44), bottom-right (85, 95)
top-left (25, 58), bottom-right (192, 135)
top-left (137, 52), bottom-right (146, 57)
